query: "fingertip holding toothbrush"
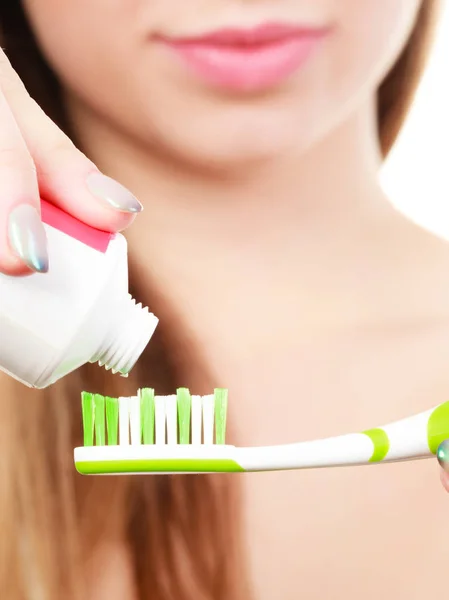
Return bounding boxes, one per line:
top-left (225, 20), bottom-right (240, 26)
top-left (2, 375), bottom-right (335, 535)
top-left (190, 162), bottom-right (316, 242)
top-left (74, 387), bottom-right (449, 476)
top-left (437, 439), bottom-right (449, 470)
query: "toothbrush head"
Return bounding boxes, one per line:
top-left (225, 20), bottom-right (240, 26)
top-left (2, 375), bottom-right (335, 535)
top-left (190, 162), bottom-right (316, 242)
top-left (75, 387), bottom-right (244, 475)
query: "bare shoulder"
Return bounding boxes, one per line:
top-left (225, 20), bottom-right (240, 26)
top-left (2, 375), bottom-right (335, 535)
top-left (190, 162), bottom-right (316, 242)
top-left (342, 208), bottom-right (449, 419)
top-left (371, 208), bottom-right (449, 322)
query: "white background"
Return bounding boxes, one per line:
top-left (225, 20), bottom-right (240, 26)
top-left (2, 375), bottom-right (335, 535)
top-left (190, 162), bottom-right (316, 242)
top-left (381, 0), bottom-right (449, 238)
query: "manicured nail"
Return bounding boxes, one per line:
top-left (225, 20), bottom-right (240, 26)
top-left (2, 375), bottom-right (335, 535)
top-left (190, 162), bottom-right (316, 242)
top-left (437, 440), bottom-right (449, 469)
top-left (8, 204), bottom-right (49, 273)
top-left (86, 172), bottom-right (143, 213)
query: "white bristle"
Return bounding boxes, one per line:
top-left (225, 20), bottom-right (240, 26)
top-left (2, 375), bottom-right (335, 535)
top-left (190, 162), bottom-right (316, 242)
top-left (191, 395), bottom-right (203, 445)
top-left (155, 396), bottom-right (166, 445)
top-left (129, 395), bottom-right (141, 445)
top-left (166, 395), bottom-right (178, 445)
top-left (119, 396), bottom-right (130, 446)
top-left (202, 394), bottom-right (215, 445)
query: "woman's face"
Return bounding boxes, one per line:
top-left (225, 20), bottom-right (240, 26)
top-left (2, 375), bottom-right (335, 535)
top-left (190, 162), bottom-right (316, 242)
top-left (23, 0), bottom-right (421, 167)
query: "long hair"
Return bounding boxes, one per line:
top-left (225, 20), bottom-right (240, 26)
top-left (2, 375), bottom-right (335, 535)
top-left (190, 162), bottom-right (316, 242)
top-left (0, 2), bottom-right (441, 599)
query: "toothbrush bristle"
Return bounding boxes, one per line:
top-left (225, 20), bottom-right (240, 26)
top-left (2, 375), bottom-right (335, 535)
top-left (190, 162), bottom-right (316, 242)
top-left (94, 394), bottom-right (106, 446)
top-left (140, 388), bottom-right (155, 444)
top-left (214, 389), bottom-right (228, 445)
top-left (81, 392), bottom-right (95, 447)
top-left (105, 396), bottom-right (119, 445)
top-left (202, 394), bottom-right (215, 445)
top-left (166, 395), bottom-right (178, 445)
top-left (177, 388), bottom-right (192, 445)
top-left (81, 388), bottom-right (229, 447)
top-left (129, 396), bottom-right (141, 445)
top-left (191, 395), bottom-right (202, 445)
top-left (155, 396), bottom-right (166, 445)
top-left (119, 396), bottom-right (130, 446)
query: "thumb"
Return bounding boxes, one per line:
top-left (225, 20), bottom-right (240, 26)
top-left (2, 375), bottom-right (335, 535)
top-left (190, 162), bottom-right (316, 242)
top-left (437, 441), bottom-right (449, 492)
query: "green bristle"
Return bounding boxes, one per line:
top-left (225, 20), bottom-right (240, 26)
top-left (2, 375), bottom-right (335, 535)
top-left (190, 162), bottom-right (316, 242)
top-left (94, 394), bottom-right (106, 446)
top-left (214, 388), bottom-right (228, 445)
top-left (177, 388), bottom-right (192, 444)
top-left (81, 392), bottom-right (95, 447)
top-left (140, 388), bottom-right (155, 445)
top-left (105, 396), bottom-right (119, 445)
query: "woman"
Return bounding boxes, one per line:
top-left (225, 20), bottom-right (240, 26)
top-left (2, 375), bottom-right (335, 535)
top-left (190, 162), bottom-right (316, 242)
top-left (0, 1), bottom-right (448, 599)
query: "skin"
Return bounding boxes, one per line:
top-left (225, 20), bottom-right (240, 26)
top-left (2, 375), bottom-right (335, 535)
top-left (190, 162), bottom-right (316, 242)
top-left (0, 0), bottom-right (449, 598)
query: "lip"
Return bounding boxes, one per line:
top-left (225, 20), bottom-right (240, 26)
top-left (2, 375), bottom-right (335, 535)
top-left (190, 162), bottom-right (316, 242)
top-left (156, 23), bottom-right (329, 93)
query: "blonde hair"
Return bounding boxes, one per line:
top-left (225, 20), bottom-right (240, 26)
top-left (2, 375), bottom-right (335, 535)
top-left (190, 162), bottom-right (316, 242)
top-left (0, 1), bottom-right (441, 598)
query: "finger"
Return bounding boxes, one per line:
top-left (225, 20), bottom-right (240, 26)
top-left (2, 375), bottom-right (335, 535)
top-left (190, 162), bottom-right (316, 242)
top-left (0, 87), bottom-right (47, 276)
top-left (0, 49), bottom-right (142, 234)
top-left (436, 440), bottom-right (449, 492)
top-left (440, 469), bottom-right (449, 493)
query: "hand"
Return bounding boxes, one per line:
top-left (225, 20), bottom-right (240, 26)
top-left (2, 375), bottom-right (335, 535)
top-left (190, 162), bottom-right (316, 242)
top-left (0, 48), bottom-right (142, 276)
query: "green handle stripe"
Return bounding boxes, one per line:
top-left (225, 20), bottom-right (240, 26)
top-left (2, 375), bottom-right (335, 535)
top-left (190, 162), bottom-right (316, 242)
top-left (362, 428), bottom-right (390, 462)
top-left (75, 458), bottom-right (245, 475)
top-left (427, 401), bottom-right (449, 454)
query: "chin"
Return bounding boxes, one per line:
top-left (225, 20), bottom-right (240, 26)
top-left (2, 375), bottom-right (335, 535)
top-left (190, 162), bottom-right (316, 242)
top-left (176, 136), bottom-right (293, 171)
top-left (144, 107), bottom-right (313, 173)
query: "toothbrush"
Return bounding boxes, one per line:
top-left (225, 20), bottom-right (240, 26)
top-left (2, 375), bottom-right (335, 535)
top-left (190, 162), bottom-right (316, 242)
top-left (74, 388), bottom-right (449, 475)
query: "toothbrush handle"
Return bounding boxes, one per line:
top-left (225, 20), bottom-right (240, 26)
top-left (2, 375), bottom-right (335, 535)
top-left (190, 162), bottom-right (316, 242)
top-left (235, 402), bottom-right (449, 472)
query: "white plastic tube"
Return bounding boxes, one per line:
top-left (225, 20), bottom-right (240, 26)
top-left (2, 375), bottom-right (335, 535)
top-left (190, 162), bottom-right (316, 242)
top-left (0, 200), bottom-right (158, 388)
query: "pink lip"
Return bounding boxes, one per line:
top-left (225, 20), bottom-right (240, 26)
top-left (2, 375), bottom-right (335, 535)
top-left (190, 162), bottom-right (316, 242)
top-left (157, 23), bottom-right (328, 92)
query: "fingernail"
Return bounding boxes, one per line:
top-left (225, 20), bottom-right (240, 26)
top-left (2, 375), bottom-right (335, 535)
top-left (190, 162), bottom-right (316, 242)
top-left (8, 204), bottom-right (49, 273)
top-left (437, 440), bottom-right (449, 469)
top-left (86, 172), bottom-right (143, 213)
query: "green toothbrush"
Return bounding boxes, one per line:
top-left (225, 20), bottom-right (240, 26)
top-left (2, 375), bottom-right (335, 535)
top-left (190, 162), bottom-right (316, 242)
top-left (75, 388), bottom-right (449, 475)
